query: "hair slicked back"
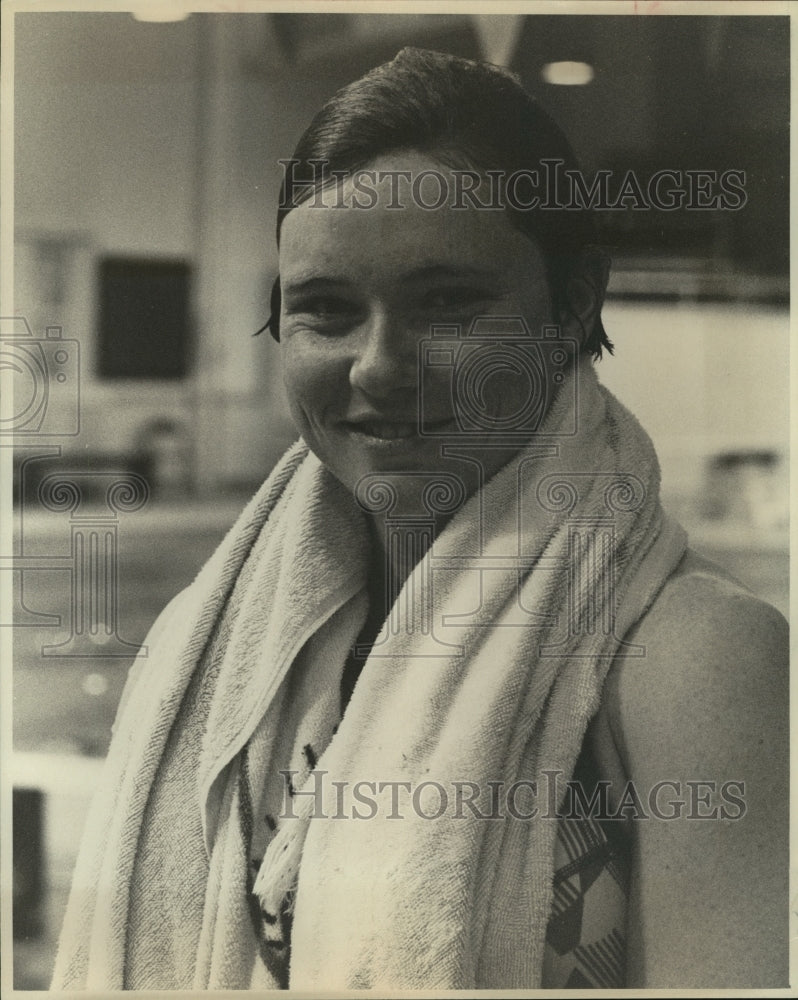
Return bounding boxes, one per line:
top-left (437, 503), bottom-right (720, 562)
top-left (270, 47), bottom-right (612, 358)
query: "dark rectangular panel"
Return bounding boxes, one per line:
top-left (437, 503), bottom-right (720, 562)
top-left (97, 256), bottom-right (192, 378)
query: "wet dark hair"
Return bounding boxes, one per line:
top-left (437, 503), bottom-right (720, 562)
top-left (265, 47), bottom-right (612, 358)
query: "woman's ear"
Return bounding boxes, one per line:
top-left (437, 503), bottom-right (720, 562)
top-left (268, 275), bottom-right (282, 341)
top-left (253, 275), bottom-right (282, 339)
top-left (556, 251), bottom-right (611, 351)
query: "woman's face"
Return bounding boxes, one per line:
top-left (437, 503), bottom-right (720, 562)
top-left (278, 152), bottom-right (563, 515)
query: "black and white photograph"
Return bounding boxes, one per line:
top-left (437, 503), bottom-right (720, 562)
top-left (1, 2), bottom-right (792, 994)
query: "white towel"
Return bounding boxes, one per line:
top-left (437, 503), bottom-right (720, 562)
top-left (52, 358), bottom-right (687, 990)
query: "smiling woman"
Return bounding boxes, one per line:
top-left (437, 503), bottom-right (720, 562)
top-left (278, 152), bottom-right (560, 515)
top-left (52, 47), bottom-right (787, 992)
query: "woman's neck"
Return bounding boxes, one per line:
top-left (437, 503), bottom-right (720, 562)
top-left (366, 512), bottom-right (436, 609)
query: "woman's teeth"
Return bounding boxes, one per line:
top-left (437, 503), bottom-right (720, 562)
top-left (359, 422), bottom-right (416, 440)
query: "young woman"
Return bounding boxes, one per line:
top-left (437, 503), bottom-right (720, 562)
top-left (54, 48), bottom-right (787, 991)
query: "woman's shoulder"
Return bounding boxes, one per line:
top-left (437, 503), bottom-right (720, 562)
top-left (600, 546), bottom-right (788, 786)
top-left (621, 546), bottom-right (786, 660)
top-left (596, 551), bottom-right (789, 986)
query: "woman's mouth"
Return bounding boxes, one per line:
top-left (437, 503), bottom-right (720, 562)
top-left (351, 421), bottom-right (417, 441)
top-left (344, 416), bottom-right (456, 442)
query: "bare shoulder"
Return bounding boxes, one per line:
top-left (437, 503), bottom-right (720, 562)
top-left (599, 548), bottom-right (789, 987)
top-left (604, 548), bottom-right (788, 767)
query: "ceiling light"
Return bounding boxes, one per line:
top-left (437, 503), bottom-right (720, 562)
top-left (131, 5), bottom-right (191, 22)
top-left (541, 61), bottom-right (594, 86)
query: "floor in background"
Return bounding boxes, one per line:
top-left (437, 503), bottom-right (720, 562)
top-left (15, 883), bottom-right (70, 991)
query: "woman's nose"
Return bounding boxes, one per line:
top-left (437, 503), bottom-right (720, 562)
top-left (349, 311), bottom-right (418, 399)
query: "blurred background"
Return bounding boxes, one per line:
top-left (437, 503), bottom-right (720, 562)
top-left (9, 11), bottom-right (789, 988)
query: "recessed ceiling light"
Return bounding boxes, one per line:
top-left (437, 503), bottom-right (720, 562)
top-left (541, 61), bottom-right (594, 86)
top-left (132, 5), bottom-right (191, 22)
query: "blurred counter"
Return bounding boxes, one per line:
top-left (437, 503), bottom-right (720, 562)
top-left (13, 496), bottom-right (249, 757)
top-left (12, 493), bottom-right (788, 759)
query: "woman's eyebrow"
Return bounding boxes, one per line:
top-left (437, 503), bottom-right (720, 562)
top-left (281, 275), bottom-right (351, 296)
top-left (282, 264), bottom-right (502, 296)
top-left (398, 264), bottom-right (501, 284)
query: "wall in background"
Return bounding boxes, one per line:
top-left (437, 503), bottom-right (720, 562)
top-left (13, 12), bottom-right (789, 498)
top-left (600, 300), bottom-right (789, 504)
top-left (14, 14), bottom-right (300, 487)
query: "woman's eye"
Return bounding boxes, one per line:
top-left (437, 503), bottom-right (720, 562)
top-left (286, 297), bottom-right (362, 333)
top-left (421, 287), bottom-right (491, 311)
top-left (299, 297), bottom-right (355, 317)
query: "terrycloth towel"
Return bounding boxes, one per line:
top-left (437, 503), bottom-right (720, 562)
top-left (52, 358), bottom-right (687, 991)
